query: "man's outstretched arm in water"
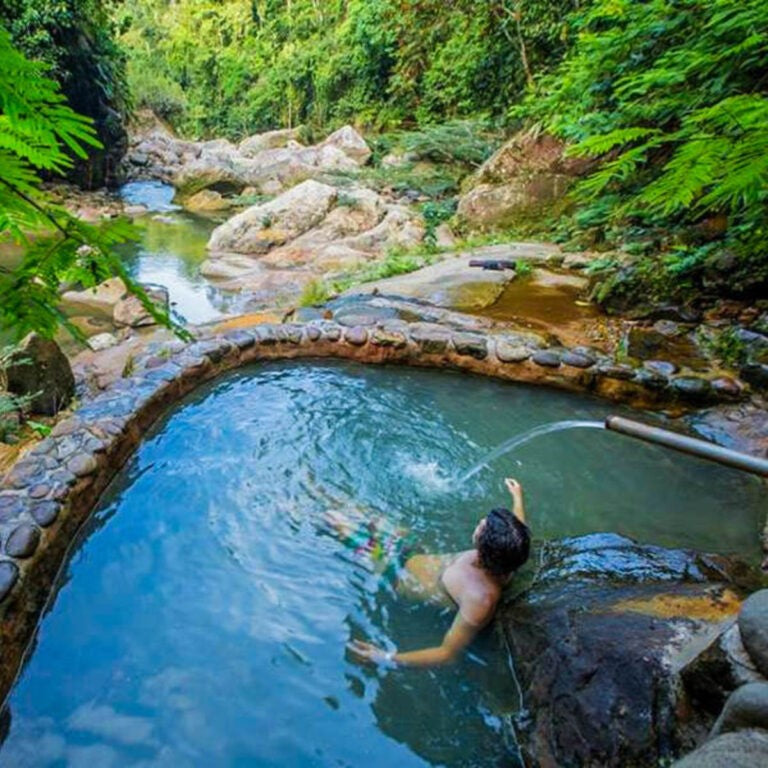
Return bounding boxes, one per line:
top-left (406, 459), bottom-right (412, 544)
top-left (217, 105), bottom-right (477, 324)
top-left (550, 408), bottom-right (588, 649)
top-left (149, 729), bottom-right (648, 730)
top-left (349, 477), bottom-right (530, 668)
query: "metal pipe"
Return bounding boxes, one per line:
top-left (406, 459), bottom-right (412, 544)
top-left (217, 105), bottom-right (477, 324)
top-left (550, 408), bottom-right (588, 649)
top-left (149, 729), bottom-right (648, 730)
top-left (605, 415), bottom-right (768, 478)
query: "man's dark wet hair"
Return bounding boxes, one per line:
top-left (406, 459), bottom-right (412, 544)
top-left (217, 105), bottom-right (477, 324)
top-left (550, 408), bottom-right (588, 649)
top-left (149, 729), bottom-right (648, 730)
top-left (477, 508), bottom-right (531, 576)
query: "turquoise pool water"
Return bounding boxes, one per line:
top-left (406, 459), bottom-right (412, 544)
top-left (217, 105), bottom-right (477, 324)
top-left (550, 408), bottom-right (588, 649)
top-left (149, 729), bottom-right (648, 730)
top-left (0, 362), bottom-right (763, 767)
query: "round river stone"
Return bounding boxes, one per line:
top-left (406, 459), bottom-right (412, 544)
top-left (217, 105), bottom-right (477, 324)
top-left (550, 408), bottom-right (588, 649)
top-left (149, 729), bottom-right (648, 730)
top-left (532, 350), bottom-right (561, 368)
top-left (0, 561), bottom-right (19, 602)
top-left (5, 524), bottom-right (41, 559)
top-left (495, 341), bottom-right (530, 363)
top-left (711, 682), bottom-right (768, 737)
top-left (738, 589), bottom-right (768, 677)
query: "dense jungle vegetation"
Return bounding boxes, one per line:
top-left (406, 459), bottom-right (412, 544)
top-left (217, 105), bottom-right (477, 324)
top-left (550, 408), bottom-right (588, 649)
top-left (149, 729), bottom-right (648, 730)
top-left (0, 0), bottom-right (767, 343)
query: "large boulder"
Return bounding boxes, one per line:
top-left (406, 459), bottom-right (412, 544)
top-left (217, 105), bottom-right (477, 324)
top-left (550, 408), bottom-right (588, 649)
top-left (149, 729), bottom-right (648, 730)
top-left (457, 131), bottom-right (592, 231)
top-left (207, 180), bottom-right (338, 255)
top-left (320, 125), bottom-right (371, 166)
top-left (239, 127), bottom-right (303, 157)
top-left (501, 533), bottom-right (752, 767)
top-left (4, 334), bottom-right (75, 416)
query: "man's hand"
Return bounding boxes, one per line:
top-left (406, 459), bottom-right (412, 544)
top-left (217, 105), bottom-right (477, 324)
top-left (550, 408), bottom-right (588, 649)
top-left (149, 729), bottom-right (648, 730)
top-left (505, 478), bottom-right (522, 496)
top-left (504, 477), bottom-right (526, 524)
top-left (347, 639), bottom-right (395, 666)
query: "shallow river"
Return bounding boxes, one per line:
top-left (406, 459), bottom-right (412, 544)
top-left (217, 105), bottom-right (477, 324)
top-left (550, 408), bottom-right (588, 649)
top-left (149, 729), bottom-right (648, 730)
top-left (0, 362), bottom-right (763, 767)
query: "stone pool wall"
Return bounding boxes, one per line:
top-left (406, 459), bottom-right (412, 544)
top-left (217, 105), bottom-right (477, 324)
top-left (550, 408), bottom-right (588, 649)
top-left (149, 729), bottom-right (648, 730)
top-left (0, 318), bottom-right (757, 702)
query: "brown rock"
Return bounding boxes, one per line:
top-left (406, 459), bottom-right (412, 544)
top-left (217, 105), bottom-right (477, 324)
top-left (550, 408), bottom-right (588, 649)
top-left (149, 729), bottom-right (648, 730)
top-left (5, 333), bottom-right (75, 416)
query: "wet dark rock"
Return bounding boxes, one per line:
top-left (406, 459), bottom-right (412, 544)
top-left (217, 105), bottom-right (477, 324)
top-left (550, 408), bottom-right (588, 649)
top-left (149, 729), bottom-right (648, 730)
top-left (740, 363), bottom-right (768, 392)
top-left (734, 328), bottom-right (768, 363)
top-left (597, 362), bottom-right (636, 381)
top-left (344, 326), bottom-right (368, 346)
top-left (634, 368), bottom-right (669, 391)
top-left (644, 359), bottom-right (678, 377)
top-left (30, 501), bottom-right (59, 528)
top-left (672, 730), bottom-right (768, 768)
top-left (5, 334), bottom-right (75, 416)
top-left (561, 350), bottom-right (595, 368)
top-left (672, 376), bottom-right (712, 403)
top-left (739, 590), bottom-right (768, 677)
top-left (626, 325), bottom-right (707, 370)
top-left (0, 561), bottom-right (19, 602)
top-left (531, 349), bottom-right (561, 368)
top-left (452, 333), bottom-right (487, 360)
top-left (410, 325), bottom-right (451, 355)
top-left (5, 524), bottom-right (41, 559)
top-left (711, 683), bottom-right (768, 737)
top-left (502, 534), bottom-right (747, 768)
top-left (682, 624), bottom-right (767, 716)
top-left (495, 340), bottom-right (531, 363)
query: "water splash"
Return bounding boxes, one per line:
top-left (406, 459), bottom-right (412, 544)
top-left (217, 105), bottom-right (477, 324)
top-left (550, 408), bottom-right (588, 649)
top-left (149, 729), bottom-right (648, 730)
top-left (459, 420), bottom-right (605, 483)
top-left (401, 460), bottom-right (454, 492)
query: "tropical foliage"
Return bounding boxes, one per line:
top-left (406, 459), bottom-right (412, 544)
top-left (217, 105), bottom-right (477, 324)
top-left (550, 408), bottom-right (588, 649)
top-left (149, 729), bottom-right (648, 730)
top-left (112, 0), bottom-right (578, 139)
top-left (0, 0), bottom-right (130, 186)
top-left (517, 0), bottom-right (768, 305)
top-left (0, 27), bottom-right (171, 340)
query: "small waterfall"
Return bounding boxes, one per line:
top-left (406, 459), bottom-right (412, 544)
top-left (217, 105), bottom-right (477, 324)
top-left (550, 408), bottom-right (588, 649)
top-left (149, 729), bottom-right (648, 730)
top-left (459, 420), bottom-right (605, 483)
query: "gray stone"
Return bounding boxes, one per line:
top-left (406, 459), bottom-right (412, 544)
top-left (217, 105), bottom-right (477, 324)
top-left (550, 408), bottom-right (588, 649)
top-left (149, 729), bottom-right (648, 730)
top-left (532, 349), bottom-right (561, 368)
top-left (495, 341), bottom-right (531, 363)
top-left (644, 359), bottom-right (678, 377)
top-left (30, 501), bottom-right (58, 527)
top-left (5, 524), bottom-right (40, 558)
top-left (672, 730), bottom-right (768, 768)
top-left (740, 590), bottom-right (768, 677)
top-left (0, 495), bottom-right (24, 523)
top-left (561, 351), bottom-right (595, 368)
top-left (306, 326), bottom-right (322, 342)
top-left (344, 326), bottom-right (368, 346)
top-left (5, 333), bottom-right (75, 416)
top-left (67, 454), bottom-right (99, 478)
top-left (711, 683), bottom-right (768, 737)
top-left (0, 560), bottom-right (19, 602)
top-left (452, 333), bottom-right (488, 360)
top-left (321, 325), bottom-right (341, 342)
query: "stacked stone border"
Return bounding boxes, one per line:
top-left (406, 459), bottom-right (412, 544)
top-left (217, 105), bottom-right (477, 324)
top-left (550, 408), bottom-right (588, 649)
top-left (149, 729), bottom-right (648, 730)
top-left (0, 319), bottom-right (753, 702)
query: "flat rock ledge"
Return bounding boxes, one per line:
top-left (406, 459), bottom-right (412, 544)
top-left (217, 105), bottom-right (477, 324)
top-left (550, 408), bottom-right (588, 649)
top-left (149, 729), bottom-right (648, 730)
top-left (0, 318), bottom-right (760, 718)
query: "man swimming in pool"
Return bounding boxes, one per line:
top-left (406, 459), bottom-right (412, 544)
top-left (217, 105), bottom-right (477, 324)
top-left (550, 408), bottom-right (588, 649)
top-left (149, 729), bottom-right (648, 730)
top-left (338, 478), bottom-right (530, 668)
